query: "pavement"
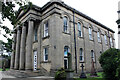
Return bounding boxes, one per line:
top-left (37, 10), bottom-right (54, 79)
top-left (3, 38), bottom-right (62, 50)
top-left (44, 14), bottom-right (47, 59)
top-left (0, 70), bottom-right (54, 80)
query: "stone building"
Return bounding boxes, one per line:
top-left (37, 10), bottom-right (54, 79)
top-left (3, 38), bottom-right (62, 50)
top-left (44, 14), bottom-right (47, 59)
top-left (116, 1), bottom-right (120, 49)
top-left (10, 0), bottom-right (115, 74)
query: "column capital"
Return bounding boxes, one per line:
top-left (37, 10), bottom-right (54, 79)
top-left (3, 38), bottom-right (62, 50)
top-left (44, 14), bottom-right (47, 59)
top-left (27, 17), bottom-right (36, 22)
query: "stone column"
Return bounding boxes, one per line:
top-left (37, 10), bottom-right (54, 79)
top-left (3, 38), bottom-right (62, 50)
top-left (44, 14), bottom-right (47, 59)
top-left (10, 30), bottom-right (17, 69)
top-left (14, 27), bottom-right (21, 70)
top-left (19, 23), bottom-right (27, 70)
top-left (25, 18), bottom-right (34, 70)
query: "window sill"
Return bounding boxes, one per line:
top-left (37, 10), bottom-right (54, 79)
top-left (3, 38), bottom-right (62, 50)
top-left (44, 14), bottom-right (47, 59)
top-left (41, 61), bottom-right (51, 63)
top-left (89, 39), bottom-right (94, 41)
top-left (33, 40), bottom-right (38, 43)
top-left (79, 61), bottom-right (85, 63)
top-left (42, 35), bottom-right (50, 39)
top-left (98, 41), bottom-right (102, 44)
top-left (62, 31), bottom-right (71, 35)
top-left (78, 36), bottom-right (84, 39)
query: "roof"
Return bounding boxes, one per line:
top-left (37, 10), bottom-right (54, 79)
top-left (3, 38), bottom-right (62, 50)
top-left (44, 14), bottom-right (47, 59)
top-left (17, 0), bottom-right (115, 33)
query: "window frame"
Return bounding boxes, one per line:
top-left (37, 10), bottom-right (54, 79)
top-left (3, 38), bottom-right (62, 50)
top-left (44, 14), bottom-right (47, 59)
top-left (97, 31), bottom-right (101, 42)
top-left (43, 47), bottom-right (48, 61)
top-left (77, 22), bottom-right (82, 37)
top-left (44, 21), bottom-right (49, 37)
top-left (79, 48), bottom-right (84, 62)
top-left (63, 16), bottom-right (69, 33)
top-left (34, 27), bottom-right (38, 41)
top-left (91, 50), bottom-right (95, 62)
top-left (89, 27), bottom-right (93, 40)
top-left (104, 34), bottom-right (108, 45)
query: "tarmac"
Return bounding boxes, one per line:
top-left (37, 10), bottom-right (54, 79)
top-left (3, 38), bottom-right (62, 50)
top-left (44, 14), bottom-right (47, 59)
top-left (0, 70), bottom-right (54, 80)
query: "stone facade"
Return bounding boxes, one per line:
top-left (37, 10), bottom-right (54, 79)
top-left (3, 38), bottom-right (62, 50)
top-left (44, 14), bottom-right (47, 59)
top-left (117, 1), bottom-right (120, 49)
top-left (11, 0), bottom-right (115, 74)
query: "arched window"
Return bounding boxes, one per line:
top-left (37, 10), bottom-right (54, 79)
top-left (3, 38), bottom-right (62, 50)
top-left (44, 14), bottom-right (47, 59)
top-left (64, 46), bottom-right (69, 69)
top-left (104, 34), bottom-right (107, 44)
top-left (110, 37), bottom-right (113, 47)
top-left (91, 50), bottom-right (95, 62)
top-left (97, 31), bottom-right (101, 42)
top-left (88, 27), bottom-right (93, 40)
top-left (63, 16), bottom-right (68, 33)
top-left (64, 46), bottom-right (69, 57)
top-left (78, 22), bottom-right (82, 37)
top-left (80, 48), bottom-right (84, 62)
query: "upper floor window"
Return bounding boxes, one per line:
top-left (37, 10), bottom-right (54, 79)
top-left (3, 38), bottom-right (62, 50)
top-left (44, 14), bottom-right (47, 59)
top-left (79, 48), bottom-right (84, 62)
top-left (104, 34), bottom-right (107, 44)
top-left (110, 37), bottom-right (113, 47)
top-left (44, 21), bottom-right (49, 37)
top-left (78, 22), bottom-right (82, 37)
top-left (64, 46), bottom-right (69, 57)
top-left (43, 47), bottom-right (48, 61)
top-left (63, 16), bottom-right (68, 33)
top-left (89, 27), bottom-right (93, 40)
top-left (34, 27), bottom-right (38, 41)
top-left (97, 31), bottom-right (101, 42)
top-left (91, 50), bottom-right (95, 62)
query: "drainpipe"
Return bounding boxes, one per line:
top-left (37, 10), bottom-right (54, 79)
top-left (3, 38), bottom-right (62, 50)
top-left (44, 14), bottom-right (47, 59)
top-left (73, 9), bottom-right (77, 73)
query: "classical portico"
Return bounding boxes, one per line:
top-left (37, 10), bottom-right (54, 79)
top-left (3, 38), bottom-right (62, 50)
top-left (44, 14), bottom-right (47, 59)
top-left (10, 16), bottom-right (39, 71)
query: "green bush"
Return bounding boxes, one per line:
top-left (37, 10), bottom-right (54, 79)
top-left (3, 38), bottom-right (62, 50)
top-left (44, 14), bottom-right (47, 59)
top-left (99, 48), bottom-right (120, 80)
top-left (55, 68), bottom-right (66, 80)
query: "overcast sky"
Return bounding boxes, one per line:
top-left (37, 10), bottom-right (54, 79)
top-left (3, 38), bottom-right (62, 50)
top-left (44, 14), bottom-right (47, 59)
top-left (0, 0), bottom-right (119, 48)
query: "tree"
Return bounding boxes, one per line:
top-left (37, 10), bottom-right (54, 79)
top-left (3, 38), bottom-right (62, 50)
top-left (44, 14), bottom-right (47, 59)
top-left (0, 0), bottom-right (31, 53)
top-left (99, 48), bottom-right (120, 80)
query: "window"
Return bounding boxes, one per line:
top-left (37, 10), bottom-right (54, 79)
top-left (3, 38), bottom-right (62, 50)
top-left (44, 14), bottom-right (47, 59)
top-left (34, 27), bottom-right (37, 41)
top-left (80, 48), bottom-right (84, 62)
top-left (91, 50), bottom-right (95, 62)
top-left (44, 21), bottom-right (48, 37)
top-left (89, 27), bottom-right (93, 40)
top-left (63, 16), bottom-right (68, 33)
top-left (78, 22), bottom-right (82, 37)
top-left (97, 31), bottom-right (101, 42)
top-left (43, 47), bottom-right (48, 61)
top-left (110, 37), bottom-right (113, 47)
top-left (64, 46), bottom-right (69, 69)
top-left (104, 34), bottom-right (107, 44)
top-left (64, 46), bottom-right (69, 57)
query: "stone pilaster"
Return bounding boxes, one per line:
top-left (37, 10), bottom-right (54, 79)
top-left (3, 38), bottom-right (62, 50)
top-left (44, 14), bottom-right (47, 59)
top-left (10, 30), bottom-right (17, 69)
top-left (25, 18), bottom-right (34, 70)
top-left (14, 27), bottom-right (21, 70)
top-left (19, 23), bottom-right (27, 70)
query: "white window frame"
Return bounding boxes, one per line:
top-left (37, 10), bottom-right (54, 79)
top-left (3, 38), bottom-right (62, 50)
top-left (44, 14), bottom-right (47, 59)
top-left (89, 27), bottom-right (93, 40)
top-left (44, 21), bottom-right (49, 37)
top-left (110, 37), bottom-right (113, 47)
top-left (91, 50), bottom-right (95, 62)
top-left (63, 16), bottom-right (68, 33)
top-left (43, 47), bottom-right (48, 61)
top-left (78, 22), bottom-right (82, 37)
top-left (104, 34), bottom-right (107, 44)
top-left (79, 48), bottom-right (84, 62)
top-left (97, 31), bottom-right (101, 42)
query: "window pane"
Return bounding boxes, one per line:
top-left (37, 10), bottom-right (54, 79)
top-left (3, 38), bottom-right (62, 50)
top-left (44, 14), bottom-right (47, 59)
top-left (78, 23), bottom-right (82, 37)
top-left (64, 46), bottom-right (69, 56)
top-left (44, 48), bottom-right (48, 61)
top-left (63, 17), bottom-right (68, 32)
top-left (44, 21), bottom-right (49, 37)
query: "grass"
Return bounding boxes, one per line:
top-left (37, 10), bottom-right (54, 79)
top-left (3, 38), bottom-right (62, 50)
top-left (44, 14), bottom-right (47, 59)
top-left (0, 68), bottom-right (10, 71)
top-left (74, 78), bottom-right (104, 80)
top-left (74, 72), bottom-right (104, 80)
